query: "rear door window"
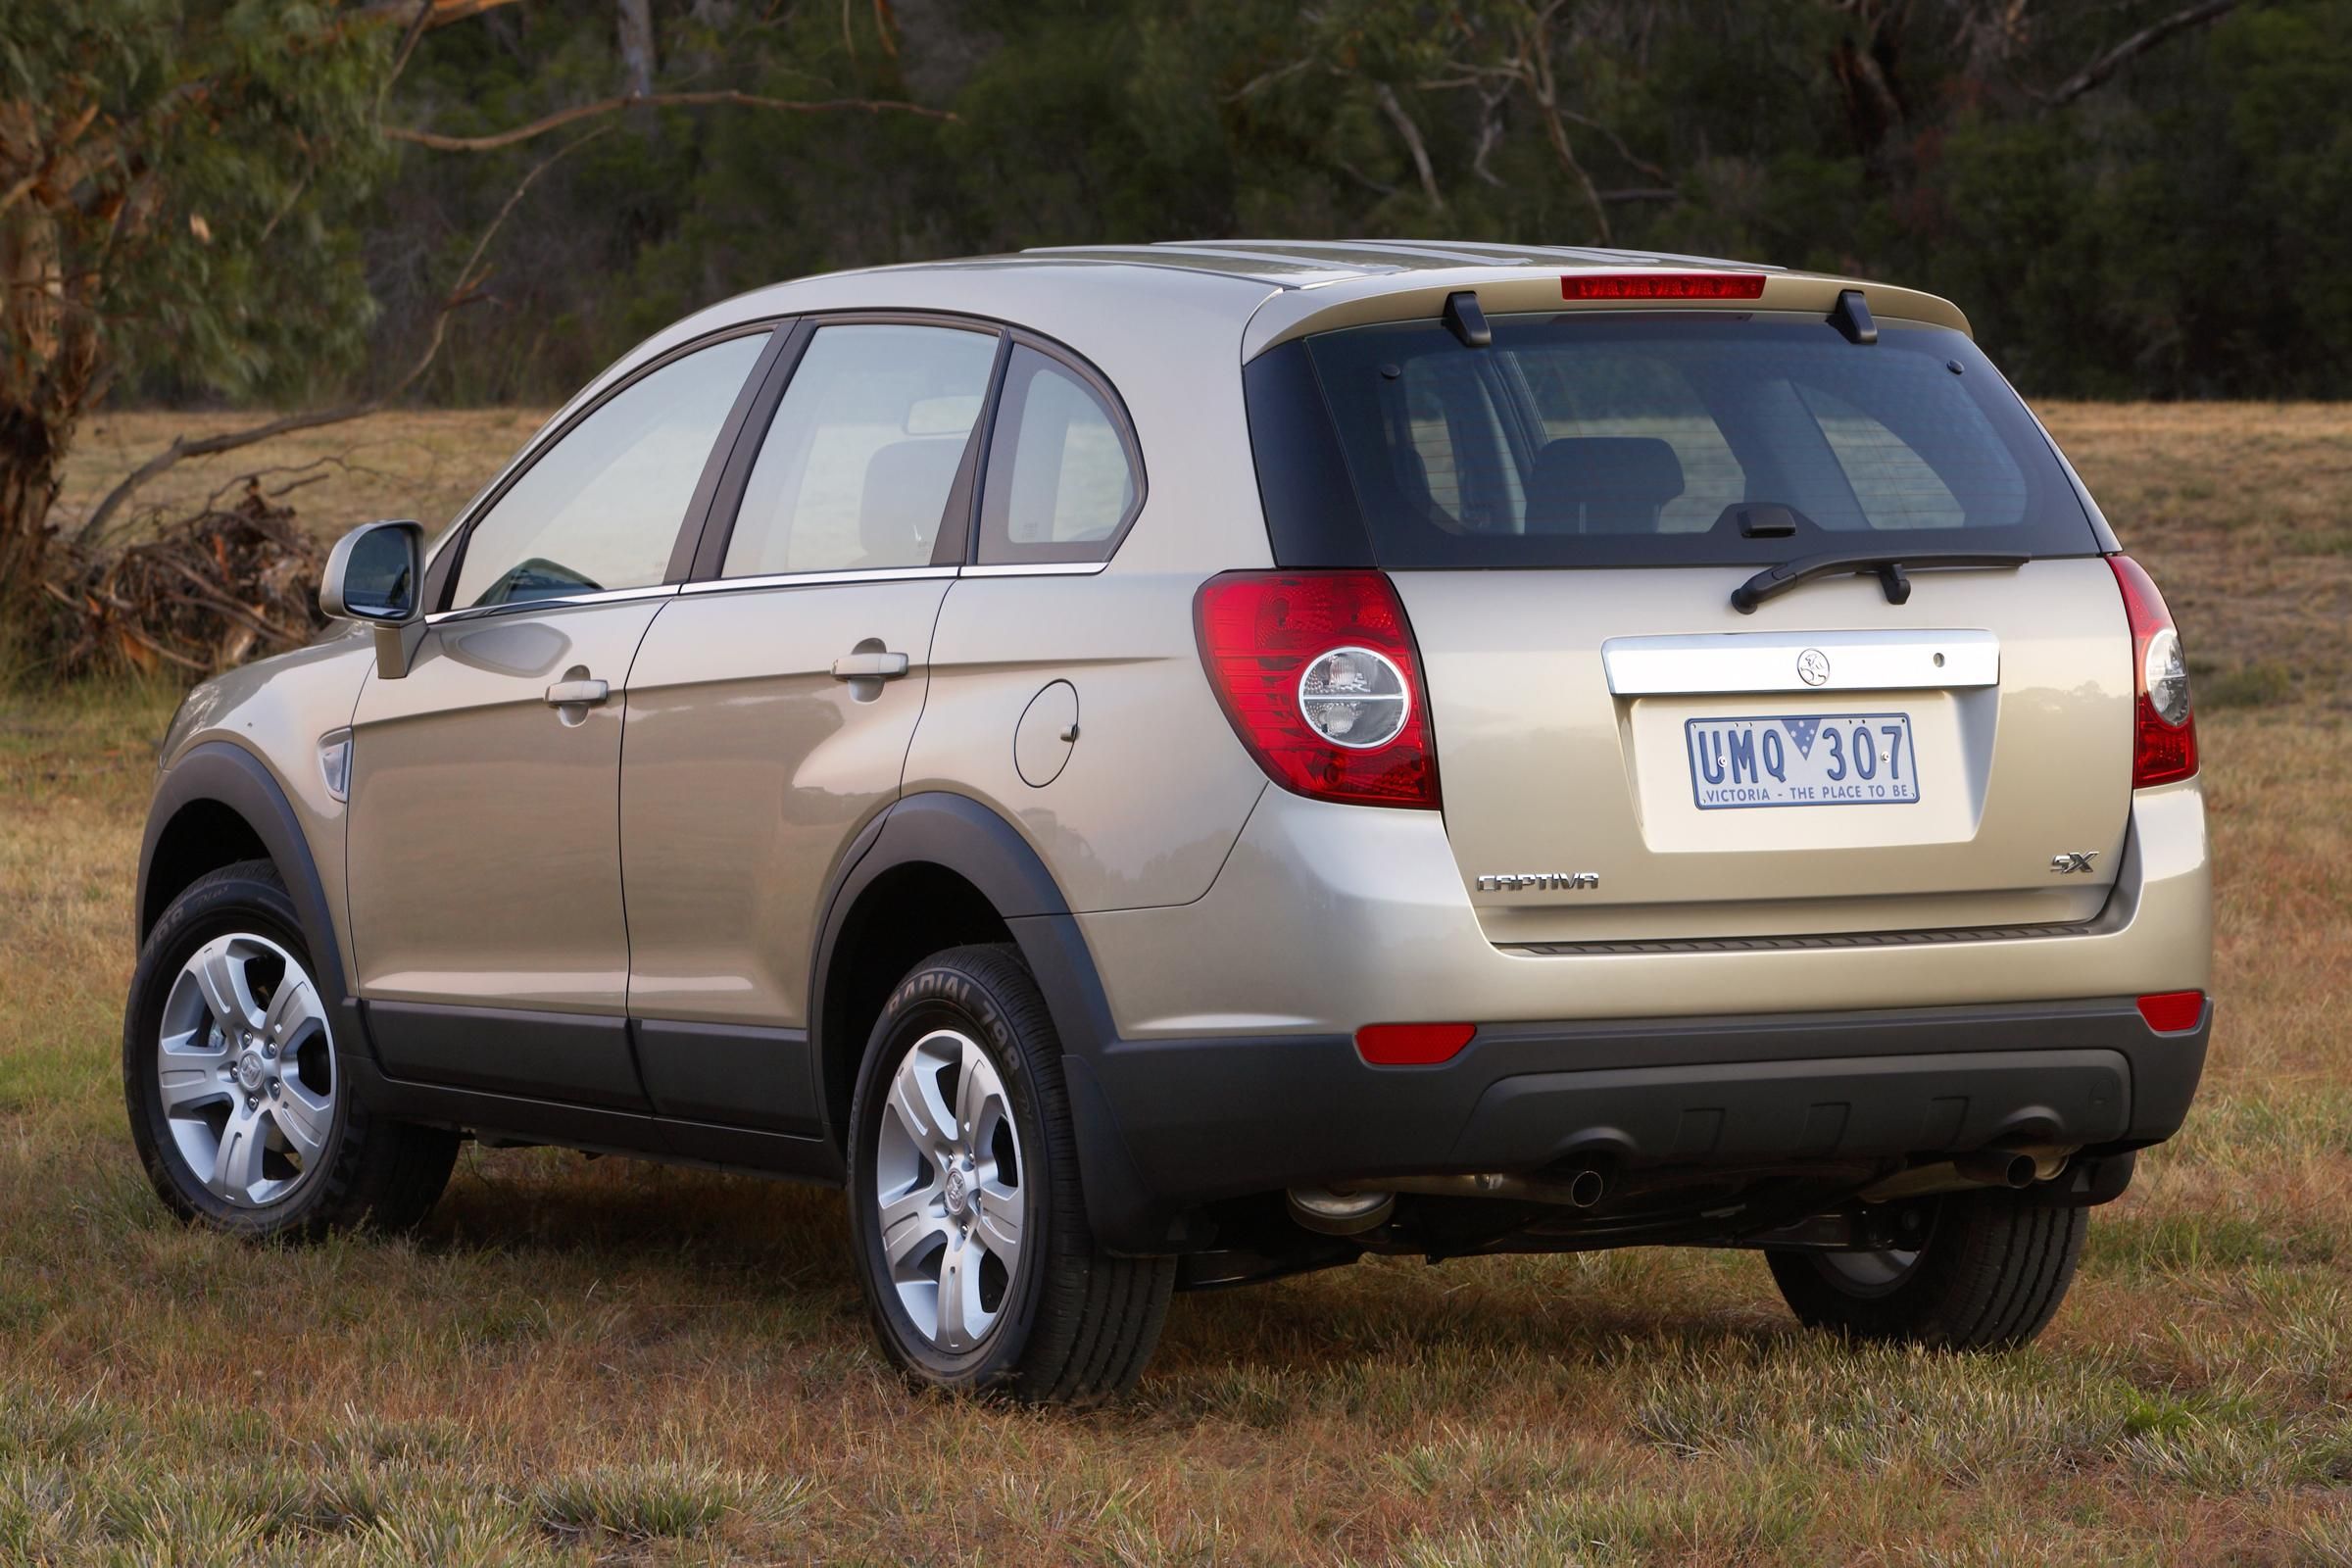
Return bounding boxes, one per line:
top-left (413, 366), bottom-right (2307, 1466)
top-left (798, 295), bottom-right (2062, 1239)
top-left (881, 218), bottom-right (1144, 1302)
top-left (721, 322), bottom-right (999, 577)
top-left (1292, 314), bottom-right (2089, 568)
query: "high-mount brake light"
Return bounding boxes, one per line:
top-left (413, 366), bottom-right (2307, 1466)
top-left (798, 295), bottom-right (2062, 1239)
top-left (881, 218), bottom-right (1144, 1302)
top-left (1559, 272), bottom-right (1767, 302)
top-left (2107, 555), bottom-right (2198, 788)
top-left (1194, 571), bottom-right (1441, 809)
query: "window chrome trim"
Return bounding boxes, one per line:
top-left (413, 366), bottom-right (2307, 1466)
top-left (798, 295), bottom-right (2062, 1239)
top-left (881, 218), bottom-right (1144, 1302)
top-left (426, 582), bottom-right (680, 626)
top-left (683, 565), bottom-right (961, 595)
top-left (1601, 628), bottom-right (1999, 696)
top-left (675, 562), bottom-right (1115, 595)
top-left (960, 561), bottom-right (1108, 578)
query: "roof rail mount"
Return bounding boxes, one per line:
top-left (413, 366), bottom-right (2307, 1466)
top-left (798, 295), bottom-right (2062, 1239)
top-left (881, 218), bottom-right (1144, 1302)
top-left (1443, 290), bottom-right (1492, 349)
top-left (1831, 288), bottom-right (1879, 345)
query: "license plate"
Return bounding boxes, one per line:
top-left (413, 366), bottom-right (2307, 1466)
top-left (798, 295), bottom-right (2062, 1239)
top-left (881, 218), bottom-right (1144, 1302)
top-left (1685, 712), bottom-right (1920, 809)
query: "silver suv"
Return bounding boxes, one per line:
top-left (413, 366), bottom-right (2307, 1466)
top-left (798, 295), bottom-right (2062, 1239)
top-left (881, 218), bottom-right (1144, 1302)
top-left (125, 241), bottom-right (2211, 1401)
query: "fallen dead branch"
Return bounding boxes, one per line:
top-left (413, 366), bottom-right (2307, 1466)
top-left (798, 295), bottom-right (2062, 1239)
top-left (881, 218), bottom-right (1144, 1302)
top-left (37, 480), bottom-right (327, 678)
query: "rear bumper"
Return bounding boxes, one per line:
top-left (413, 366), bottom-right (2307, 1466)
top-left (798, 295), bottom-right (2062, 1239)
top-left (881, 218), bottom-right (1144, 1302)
top-left (1059, 995), bottom-right (2209, 1250)
top-left (1076, 778), bottom-right (2210, 1036)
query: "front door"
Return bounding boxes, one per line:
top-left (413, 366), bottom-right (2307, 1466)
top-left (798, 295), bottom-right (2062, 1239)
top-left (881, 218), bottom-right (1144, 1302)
top-left (347, 329), bottom-right (772, 1105)
top-left (619, 319), bottom-right (1001, 1131)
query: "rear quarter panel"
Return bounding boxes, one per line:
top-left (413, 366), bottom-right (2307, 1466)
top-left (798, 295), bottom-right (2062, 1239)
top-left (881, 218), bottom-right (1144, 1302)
top-left (906, 569), bottom-right (1268, 913)
top-left (906, 284), bottom-right (1278, 913)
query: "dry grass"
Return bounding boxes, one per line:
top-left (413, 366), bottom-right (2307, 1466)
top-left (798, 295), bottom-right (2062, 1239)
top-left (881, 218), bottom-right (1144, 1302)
top-left (5, 407), bottom-right (2349, 1564)
top-left (2041, 403), bottom-right (2352, 711)
top-left (50, 409), bottom-right (556, 547)
top-left (48, 400), bottom-right (2352, 710)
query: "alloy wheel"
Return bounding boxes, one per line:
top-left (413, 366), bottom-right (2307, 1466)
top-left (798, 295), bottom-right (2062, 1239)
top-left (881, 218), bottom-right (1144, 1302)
top-left (872, 1028), bottom-right (1026, 1351)
top-left (1814, 1246), bottom-right (1926, 1296)
top-left (154, 932), bottom-right (336, 1208)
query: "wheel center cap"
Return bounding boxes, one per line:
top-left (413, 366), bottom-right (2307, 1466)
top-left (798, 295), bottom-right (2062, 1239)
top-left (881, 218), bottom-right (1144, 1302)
top-left (235, 1050), bottom-right (266, 1094)
top-left (943, 1166), bottom-right (970, 1217)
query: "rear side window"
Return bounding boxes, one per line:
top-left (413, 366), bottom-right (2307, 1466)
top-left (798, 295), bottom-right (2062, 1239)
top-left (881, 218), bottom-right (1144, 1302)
top-left (1278, 314), bottom-right (2090, 568)
top-left (976, 346), bottom-right (1141, 565)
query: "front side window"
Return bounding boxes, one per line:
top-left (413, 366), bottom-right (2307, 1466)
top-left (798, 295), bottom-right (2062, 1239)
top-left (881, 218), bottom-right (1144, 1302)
top-left (722, 323), bottom-right (999, 578)
top-left (976, 347), bottom-right (1140, 565)
top-left (453, 333), bottom-right (767, 608)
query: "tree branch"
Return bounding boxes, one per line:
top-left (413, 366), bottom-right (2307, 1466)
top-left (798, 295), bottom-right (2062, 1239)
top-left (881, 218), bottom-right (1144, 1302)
top-left (1518, 10), bottom-right (1612, 243)
top-left (74, 130), bottom-right (603, 545)
top-left (1560, 108), bottom-right (1672, 185)
top-left (355, 0), bottom-right (531, 30)
top-left (1469, 82), bottom-right (1511, 188)
top-left (2039, 0), bottom-right (2242, 107)
top-left (1370, 82), bottom-right (1446, 212)
top-left (386, 87), bottom-right (954, 151)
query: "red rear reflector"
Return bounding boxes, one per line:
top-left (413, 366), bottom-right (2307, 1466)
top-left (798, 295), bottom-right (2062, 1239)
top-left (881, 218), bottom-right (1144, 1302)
top-left (1560, 272), bottom-right (1767, 301)
top-left (2135, 991), bottom-right (2205, 1033)
top-left (1355, 1023), bottom-right (1476, 1066)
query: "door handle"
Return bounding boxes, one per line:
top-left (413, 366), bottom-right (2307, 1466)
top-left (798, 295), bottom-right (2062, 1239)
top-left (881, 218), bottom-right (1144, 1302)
top-left (544, 677), bottom-right (610, 708)
top-left (831, 651), bottom-right (910, 681)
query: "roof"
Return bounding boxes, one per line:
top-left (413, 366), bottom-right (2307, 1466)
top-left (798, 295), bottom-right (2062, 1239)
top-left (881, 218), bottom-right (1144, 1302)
top-left (571, 238), bottom-right (1969, 441)
top-left (1015, 238), bottom-right (1788, 290)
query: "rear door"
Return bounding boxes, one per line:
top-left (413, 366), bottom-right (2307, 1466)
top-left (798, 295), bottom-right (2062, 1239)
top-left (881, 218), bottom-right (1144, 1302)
top-left (1295, 312), bottom-right (2131, 945)
top-left (617, 319), bottom-right (1000, 1132)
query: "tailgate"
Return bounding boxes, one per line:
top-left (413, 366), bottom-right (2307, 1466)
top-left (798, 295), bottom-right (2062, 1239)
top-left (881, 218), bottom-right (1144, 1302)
top-left (1395, 559), bottom-right (2132, 944)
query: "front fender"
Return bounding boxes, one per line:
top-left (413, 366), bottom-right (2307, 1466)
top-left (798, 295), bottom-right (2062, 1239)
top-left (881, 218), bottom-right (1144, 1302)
top-left (139, 742), bottom-right (349, 1017)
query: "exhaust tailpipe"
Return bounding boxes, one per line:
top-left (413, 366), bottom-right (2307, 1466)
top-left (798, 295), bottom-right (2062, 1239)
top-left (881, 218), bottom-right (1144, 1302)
top-left (1288, 1186), bottom-right (1394, 1235)
top-left (1380, 1169), bottom-right (1608, 1208)
top-left (1289, 1168), bottom-right (1609, 1232)
top-left (1860, 1147), bottom-right (2073, 1204)
top-left (1955, 1149), bottom-right (2049, 1190)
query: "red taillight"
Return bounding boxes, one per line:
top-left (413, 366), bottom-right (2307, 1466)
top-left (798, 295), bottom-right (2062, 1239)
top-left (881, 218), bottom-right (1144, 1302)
top-left (2135, 991), bottom-right (2206, 1033)
top-left (1560, 272), bottom-right (1767, 301)
top-left (2107, 555), bottom-right (2198, 788)
top-left (1195, 570), bottom-right (1441, 808)
top-left (1355, 1022), bottom-right (1475, 1065)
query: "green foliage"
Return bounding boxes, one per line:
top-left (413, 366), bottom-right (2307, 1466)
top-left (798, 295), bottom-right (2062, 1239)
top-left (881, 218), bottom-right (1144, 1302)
top-left (0, 0), bottom-right (390, 402)
top-left (333, 0), bottom-right (2352, 403)
top-left (29, 0), bottom-right (2348, 405)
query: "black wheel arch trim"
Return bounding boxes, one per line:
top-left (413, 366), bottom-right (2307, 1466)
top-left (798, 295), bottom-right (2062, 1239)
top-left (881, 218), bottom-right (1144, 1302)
top-left (808, 790), bottom-right (1164, 1248)
top-left (139, 741), bottom-right (350, 1017)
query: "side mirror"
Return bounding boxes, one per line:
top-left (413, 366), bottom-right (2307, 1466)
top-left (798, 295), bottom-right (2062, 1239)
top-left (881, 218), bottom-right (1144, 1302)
top-left (322, 519), bottom-right (427, 679)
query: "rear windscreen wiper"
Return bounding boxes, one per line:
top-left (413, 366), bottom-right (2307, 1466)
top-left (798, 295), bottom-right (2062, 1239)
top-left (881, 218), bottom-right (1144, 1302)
top-left (1730, 550), bottom-right (2029, 613)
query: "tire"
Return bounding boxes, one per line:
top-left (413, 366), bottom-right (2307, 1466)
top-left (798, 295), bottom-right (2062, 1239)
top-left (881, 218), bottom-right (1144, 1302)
top-left (846, 944), bottom-right (1174, 1403)
top-left (1766, 1187), bottom-right (2087, 1349)
top-left (123, 859), bottom-right (459, 1241)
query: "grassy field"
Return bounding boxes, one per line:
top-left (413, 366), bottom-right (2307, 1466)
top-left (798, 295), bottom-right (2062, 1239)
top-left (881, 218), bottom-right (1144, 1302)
top-left (2, 407), bottom-right (2347, 1564)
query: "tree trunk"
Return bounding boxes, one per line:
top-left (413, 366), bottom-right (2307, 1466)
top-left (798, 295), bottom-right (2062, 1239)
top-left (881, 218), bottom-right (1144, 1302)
top-left (0, 407), bottom-right (66, 620)
top-left (0, 197), bottom-right (99, 625)
top-left (617, 0), bottom-right (658, 99)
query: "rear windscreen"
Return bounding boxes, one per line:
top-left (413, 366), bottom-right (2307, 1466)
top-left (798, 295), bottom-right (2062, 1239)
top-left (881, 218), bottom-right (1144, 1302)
top-left (1290, 313), bottom-right (2096, 568)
